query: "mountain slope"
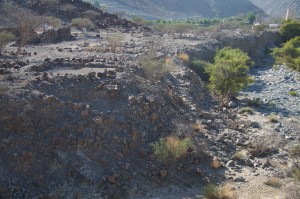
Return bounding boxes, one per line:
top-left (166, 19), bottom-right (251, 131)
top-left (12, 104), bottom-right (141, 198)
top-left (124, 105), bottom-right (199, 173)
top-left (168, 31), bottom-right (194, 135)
top-left (249, 0), bottom-right (300, 17)
top-left (95, 0), bottom-right (262, 19)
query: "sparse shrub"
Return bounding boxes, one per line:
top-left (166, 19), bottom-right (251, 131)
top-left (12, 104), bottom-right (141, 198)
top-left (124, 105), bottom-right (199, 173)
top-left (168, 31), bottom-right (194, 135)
top-left (272, 36), bottom-right (300, 72)
top-left (0, 85), bottom-right (7, 96)
top-left (44, 16), bottom-right (62, 28)
top-left (266, 100), bottom-right (276, 108)
top-left (131, 16), bottom-right (146, 25)
top-left (71, 17), bottom-right (94, 29)
top-left (193, 122), bottom-right (203, 133)
top-left (83, 10), bottom-right (101, 17)
top-left (203, 184), bottom-right (219, 199)
top-left (205, 47), bottom-right (254, 101)
top-left (60, 3), bottom-right (77, 11)
top-left (289, 91), bottom-right (299, 97)
top-left (290, 145), bottom-right (300, 170)
top-left (138, 51), bottom-right (173, 80)
top-left (250, 136), bottom-right (278, 157)
top-left (106, 33), bottom-right (123, 53)
top-left (292, 168), bottom-right (300, 182)
top-left (85, 43), bottom-right (103, 52)
top-left (265, 178), bottom-right (281, 188)
top-left (0, 31), bottom-right (15, 55)
top-left (288, 145), bottom-right (300, 198)
top-left (253, 24), bottom-right (268, 33)
top-left (151, 136), bottom-right (192, 162)
top-left (268, 114), bottom-right (279, 123)
top-left (232, 151), bottom-right (246, 160)
top-left (4, 2), bottom-right (45, 57)
top-left (246, 98), bottom-right (261, 107)
top-left (280, 19), bottom-right (300, 42)
top-left (239, 107), bottom-right (253, 114)
top-left (187, 60), bottom-right (211, 81)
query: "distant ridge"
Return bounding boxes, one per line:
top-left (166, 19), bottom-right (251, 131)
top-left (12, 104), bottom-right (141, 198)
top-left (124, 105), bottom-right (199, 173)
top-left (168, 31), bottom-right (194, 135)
top-left (249, 0), bottom-right (300, 17)
top-left (89, 0), bottom-right (262, 19)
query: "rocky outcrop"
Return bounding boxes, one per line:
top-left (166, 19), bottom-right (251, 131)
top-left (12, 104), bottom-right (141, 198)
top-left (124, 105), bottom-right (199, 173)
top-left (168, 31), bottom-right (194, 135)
top-left (187, 30), bottom-right (282, 66)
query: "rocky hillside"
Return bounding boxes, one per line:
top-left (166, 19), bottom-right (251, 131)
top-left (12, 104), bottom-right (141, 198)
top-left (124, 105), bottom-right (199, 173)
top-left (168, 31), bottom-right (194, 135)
top-left (91, 0), bottom-right (261, 19)
top-left (0, 27), bottom-right (286, 198)
top-left (249, 0), bottom-right (300, 17)
top-left (0, 0), bottom-right (142, 30)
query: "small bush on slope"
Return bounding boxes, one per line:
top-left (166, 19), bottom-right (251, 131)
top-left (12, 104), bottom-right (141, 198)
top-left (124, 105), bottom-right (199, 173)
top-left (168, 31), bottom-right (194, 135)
top-left (151, 136), bottom-right (192, 163)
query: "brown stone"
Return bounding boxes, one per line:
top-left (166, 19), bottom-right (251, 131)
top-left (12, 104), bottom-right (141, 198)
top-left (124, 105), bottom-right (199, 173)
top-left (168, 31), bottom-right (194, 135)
top-left (81, 109), bottom-right (89, 117)
top-left (150, 112), bottom-right (158, 122)
top-left (195, 168), bottom-right (202, 176)
top-left (125, 163), bottom-right (130, 170)
top-left (93, 117), bottom-right (103, 125)
top-left (107, 175), bottom-right (116, 184)
top-left (160, 169), bottom-right (168, 177)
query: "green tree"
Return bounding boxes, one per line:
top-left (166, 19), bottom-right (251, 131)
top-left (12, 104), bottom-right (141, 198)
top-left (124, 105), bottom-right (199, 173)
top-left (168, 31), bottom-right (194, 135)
top-left (280, 19), bottom-right (300, 42)
top-left (206, 47), bottom-right (253, 101)
top-left (272, 36), bottom-right (300, 71)
top-left (246, 12), bottom-right (256, 24)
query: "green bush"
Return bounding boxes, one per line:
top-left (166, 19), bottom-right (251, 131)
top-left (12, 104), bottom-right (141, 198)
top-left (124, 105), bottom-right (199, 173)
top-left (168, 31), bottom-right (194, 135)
top-left (246, 12), bottom-right (256, 24)
top-left (205, 47), bottom-right (253, 100)
top-left (151, 136), bottom-right (192, 163)
top-left (280, 19), bottom-right (300, 42)
top-left (272, 36), bottom-right (300, 71)
top-left (187, 60), bottom-right (211, 81)
top-left (0, 31), bottom-right (15, 55)
top-left (289, 91), bottom-right (299, 97)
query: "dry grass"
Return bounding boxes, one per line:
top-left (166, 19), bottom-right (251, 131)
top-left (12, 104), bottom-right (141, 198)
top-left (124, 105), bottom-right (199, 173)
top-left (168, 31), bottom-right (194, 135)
top-left (219, 184), bottom-right (237, 199)
top-left (106, 33), bottom-right (123, 53)
top-left (268, 114), bottom-right (279, 123)
top-left (232, 151), bottom-right (246, 160)
top-left (138, 49), bottom-right (175, 81)
top-left (203, 184), bottom-right (237, 199)
top-left (193, 122), bottom-right (203, 132)
top-left (265, 178), bottom-right (281, 188)
top-left (211, 159), bottom-right (222, 169)
top-left (178, 53), bottom-right (190, 62)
